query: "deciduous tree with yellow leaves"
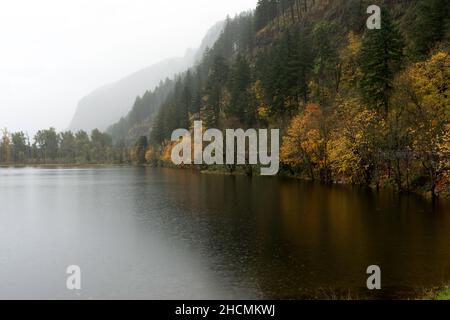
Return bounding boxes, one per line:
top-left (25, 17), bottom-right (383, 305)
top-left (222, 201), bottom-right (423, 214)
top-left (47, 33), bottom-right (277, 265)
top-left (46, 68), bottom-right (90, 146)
top-left (327, 98), bottom-right (385, 185)
top-left (281, 103), bottom-right (330, 181)
top-left (391, 51), bottom-right (449, 198)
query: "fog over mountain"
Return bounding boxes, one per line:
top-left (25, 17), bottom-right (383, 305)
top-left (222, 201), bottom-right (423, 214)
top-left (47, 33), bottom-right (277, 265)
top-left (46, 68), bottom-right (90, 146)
top-left (0, 1), bottom-right (258, 136)
top-left (69, 21), bottom-right (224, 132)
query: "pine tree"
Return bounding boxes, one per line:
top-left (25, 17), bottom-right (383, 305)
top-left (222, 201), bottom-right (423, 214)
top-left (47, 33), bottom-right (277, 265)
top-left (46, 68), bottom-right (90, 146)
top-left (204, 55), bottom-right (229, 125)
top-left (287, 28), bottom-right (312, 105)
top-left (134, 136), bottom-right (148, 165)
top-left (255, 0), bottom-right (275, 31)
top-left (359, 9), bottom-right (404, 115)
top-left (409, 0), bottom-right (449, 59)
top-left (228, 54), bottom-right (252, 123)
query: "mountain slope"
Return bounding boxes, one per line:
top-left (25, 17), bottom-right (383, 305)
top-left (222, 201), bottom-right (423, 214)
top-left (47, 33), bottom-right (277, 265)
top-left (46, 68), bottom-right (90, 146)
top-left (68, 20), bottom-right (225, 132)
top-left (130, 0), bottom-right (447, 197)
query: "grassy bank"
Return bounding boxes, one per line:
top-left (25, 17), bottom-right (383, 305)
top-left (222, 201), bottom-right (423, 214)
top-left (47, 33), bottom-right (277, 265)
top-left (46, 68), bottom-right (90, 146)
top-left (420, 286), bottom-right (450, 300)
top-left (434, 287), bottom-right (450, 300)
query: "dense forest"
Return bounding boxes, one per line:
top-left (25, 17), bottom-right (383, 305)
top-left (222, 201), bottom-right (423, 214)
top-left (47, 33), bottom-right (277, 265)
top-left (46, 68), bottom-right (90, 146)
top-left (1, 0), bottom-right (449, 198)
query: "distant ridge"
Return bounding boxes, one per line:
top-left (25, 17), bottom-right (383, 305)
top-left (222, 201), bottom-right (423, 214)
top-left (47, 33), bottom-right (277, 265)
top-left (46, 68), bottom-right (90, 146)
top-left (68, 20), bottom-right (225, 132)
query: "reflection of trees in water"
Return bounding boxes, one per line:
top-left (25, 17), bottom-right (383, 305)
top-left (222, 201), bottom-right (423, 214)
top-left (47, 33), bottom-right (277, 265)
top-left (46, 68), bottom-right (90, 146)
top-left (144, 168), bottom-right (450, 299)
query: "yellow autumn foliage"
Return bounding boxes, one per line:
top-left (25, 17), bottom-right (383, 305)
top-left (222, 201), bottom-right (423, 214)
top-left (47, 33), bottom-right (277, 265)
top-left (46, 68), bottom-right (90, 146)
top-left (281, 104), bottom-right (329, 179)
top-left (327, 98), bottom-right (385, 184)
top-left (160, 142), bottom-right (175, 164)
top-left (251, 80), bottom-right (271, 123)
top-left (393, 51), bottom-right (449, 191)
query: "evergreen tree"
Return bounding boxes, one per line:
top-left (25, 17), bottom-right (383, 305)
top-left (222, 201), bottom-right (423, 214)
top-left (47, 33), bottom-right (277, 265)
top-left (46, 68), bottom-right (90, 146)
top-left (409, 0), bottom-right (449, 59)
top-left (311, 21), bottom-right (340, 106)
top-left (134, 136), bottom-right (148, 165)
top-left (285, 28), bottom-right (313, 106)
top-left (204, 55), bottom-right (229, 125)
top-left (359, 9), bottom-right (404, 115)
top-left (228, 54), bottom-right (253, 124)
top-left (255, 0), bottom-right (272, 31)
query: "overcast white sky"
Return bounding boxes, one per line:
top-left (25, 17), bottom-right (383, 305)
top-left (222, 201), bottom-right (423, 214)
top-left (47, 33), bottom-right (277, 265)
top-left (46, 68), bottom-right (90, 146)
top-left (0, 0), bottom-right (256, 135)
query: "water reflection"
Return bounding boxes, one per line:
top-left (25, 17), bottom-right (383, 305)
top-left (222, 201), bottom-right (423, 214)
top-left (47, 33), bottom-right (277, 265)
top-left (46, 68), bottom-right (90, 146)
top-left (0, 167), bottom-right (448, 299)
top-left (148, 168), bottom-right (450, 298)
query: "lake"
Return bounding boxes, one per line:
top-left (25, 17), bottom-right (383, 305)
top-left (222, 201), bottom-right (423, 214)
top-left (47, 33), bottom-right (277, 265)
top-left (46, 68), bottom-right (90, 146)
top-left (0, 167), bottom-right (449, 299)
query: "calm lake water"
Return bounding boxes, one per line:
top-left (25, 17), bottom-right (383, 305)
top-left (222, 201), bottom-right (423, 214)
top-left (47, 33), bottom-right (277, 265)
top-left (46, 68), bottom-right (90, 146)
top-left (0, 167), bottom-right (449, 299)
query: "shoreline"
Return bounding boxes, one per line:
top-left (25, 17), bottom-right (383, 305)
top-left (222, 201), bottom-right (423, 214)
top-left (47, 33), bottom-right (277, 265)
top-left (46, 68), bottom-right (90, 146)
top-left (197, 165), bottom-right (450, 201)
top-left (420, 286), bottom-right (450, 301)
top-left (1, 162), bottom-right (448, 201)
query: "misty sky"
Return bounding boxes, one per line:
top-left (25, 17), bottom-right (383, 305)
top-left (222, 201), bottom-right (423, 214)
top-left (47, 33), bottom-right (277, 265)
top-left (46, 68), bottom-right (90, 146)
top-left (0, 0), bottom-right (256, 135)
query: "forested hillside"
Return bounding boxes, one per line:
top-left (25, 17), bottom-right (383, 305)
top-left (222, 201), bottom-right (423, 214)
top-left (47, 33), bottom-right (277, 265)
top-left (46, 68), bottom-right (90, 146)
top-left (138, 0), bottom-right (449, 198)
